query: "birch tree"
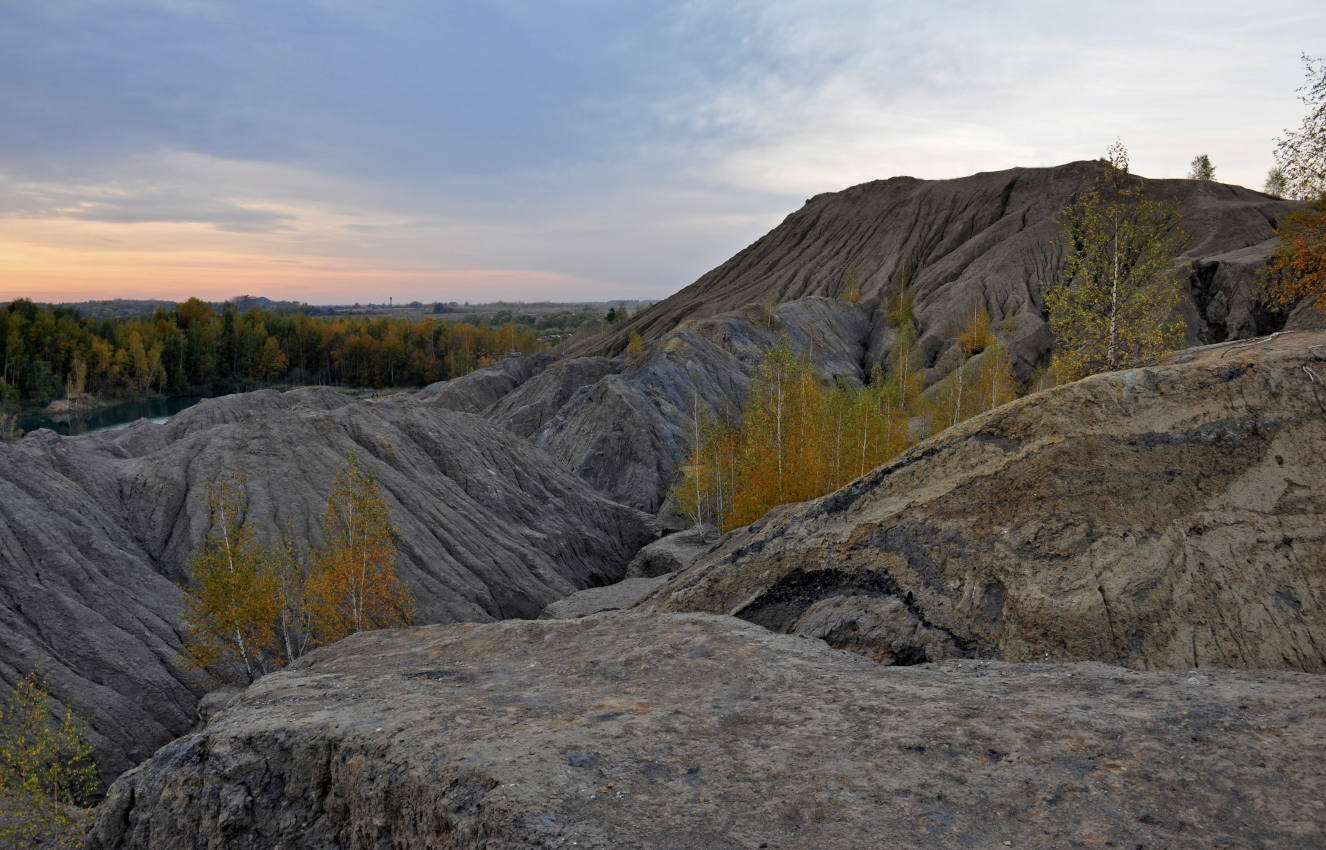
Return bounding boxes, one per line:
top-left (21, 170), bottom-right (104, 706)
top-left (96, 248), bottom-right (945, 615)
top-left (1188, 154), bottom-right (1215, 181)
top-left (1045, 142), bottom-right (1186, 381)
top-left (179, 475), bottom-right (281, 682)
top-left (307, 455), bottom-right (414, 642)
top-left (1265, 55), bottom-right (1326, 314)
top-left (1273, 54), bottom-right (1326, 201)
top-left (0, 672), bottom-right (96, 848)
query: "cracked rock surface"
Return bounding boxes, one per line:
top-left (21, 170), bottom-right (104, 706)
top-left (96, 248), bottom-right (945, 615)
top-left (645, 332), bottom-right (1326, 672)
top-left (86, 612), bottom-right (1326, 849)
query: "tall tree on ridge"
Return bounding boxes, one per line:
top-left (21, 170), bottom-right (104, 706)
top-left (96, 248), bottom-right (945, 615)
top-left (1045, 141), bottom-right (1187, 381)
top-left (1188, 154), bottom-right (1215, 181)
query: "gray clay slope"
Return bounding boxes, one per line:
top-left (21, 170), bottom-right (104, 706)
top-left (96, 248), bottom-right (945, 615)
top-left (0, 387), bottom-right (655, 783)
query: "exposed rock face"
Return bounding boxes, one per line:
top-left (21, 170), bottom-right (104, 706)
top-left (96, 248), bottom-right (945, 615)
top-left (416, 352), bottom-right (558, 414)
top-left (577, 162), bottom-right (1296, 381)
top-left (6, 163), bottom-right (1314, 817)
top-left (0, 430), bottom-right (200, 789)
top-left (486, 356), bottom-right (623, 438)
top-left (0, 387), bottom-right (655, 784)
top-left (646, 331), bottom-right (1326, 672)
top-left (538, 576), bottom-right (670, 619)
top-left (398, 168), bottom-right (1300, 519)
top-left (788, 594), bottom-right (961, 664)
top-left (624, 525), bottom-right (721, 578)
top-left (87, 612), bottom-right (1326, 850)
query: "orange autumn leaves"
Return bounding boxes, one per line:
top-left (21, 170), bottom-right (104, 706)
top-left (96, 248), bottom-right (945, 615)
top-left (0, 671), bottom-right (97, 848)
top-left (1264, 195), bottom-right (1326, 315)
top-left (1264, 55), bottom-right (1326, 316)
top-left (310, 458), bottom-right (413, 638)
top-left (178, 476), bottom-right (280, 681)
top-left (179, 456), bottom-right (413, 683)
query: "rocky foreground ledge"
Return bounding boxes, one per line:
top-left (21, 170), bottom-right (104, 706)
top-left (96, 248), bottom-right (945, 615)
top-left (88, 613), bottom-right (1324, 849)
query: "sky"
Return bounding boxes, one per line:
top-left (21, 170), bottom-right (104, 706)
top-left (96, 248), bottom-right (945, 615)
top-left (1, 1), bottom-right (1323, 305)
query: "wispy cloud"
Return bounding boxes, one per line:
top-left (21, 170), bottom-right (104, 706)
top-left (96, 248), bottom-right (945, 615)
top-left (0, 0), bottom-right (1322, 304)
top-left (63, 193), bottom-right (293, 234)
top-left (662, 0), bottom-right (1323, 194)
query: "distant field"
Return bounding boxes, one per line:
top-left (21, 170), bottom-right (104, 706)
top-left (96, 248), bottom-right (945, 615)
top-left (325, 299), bottom-right (653, 326)
top-left (45, 296), bottom-right (654, 323)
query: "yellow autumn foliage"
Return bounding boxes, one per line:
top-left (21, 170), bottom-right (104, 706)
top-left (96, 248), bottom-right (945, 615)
top-left (179, 456), bottom-right (413, 684)
top-left (0, 672), bottom-right (96, 848)
top-left (678, 304), bottom-right (1019, 532)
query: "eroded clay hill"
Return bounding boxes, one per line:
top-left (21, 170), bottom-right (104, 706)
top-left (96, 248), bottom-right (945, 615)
top-left (645, 331), bottom-right (1326, 672)
top-left (415, 166), bottom-right (1307, 518)
top-left (578, 162), bottom-right (1297, 381)
top-left (86, 613), bottom-right (1326, 849)
top-left (1, 163), bottom-right (1315, 799)
top-left (0, 388), bottom-right (655, 783)
top-left (426, 297), bottom-right (870, 512)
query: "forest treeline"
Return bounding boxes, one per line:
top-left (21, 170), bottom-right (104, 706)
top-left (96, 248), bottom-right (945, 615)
top-left (0, 297), bottom-right (545, 407)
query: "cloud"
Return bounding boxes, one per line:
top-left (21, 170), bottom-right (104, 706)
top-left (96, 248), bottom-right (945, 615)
top-left (662, 0), bottom-right (1325, 194)
top-left (0, 174), bottom-right (296, 233)
top-left (2, 0), bottom-right (1324, 305)
top-left (69, 195), bottom-right (295, 234)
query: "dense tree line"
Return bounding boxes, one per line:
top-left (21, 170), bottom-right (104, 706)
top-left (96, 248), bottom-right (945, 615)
top-left (0, 297), bottom-right (545, 407)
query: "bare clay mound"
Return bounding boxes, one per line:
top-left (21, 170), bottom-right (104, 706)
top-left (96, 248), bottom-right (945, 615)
top-left (579, 162), bottom-right (1297, 379)
top-left (0, 388), bottom-right (656, 786)
top-left (645, 331), bottom-right (1326, 672)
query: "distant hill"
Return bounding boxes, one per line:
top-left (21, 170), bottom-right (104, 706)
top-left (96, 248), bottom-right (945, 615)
top-left (31, 297), bottom-right (654, 326)
top-left (35, 296), bottom-right (321, 320)
top-left (576, 161), bottom-right (1298, 381)
top-left (47, 298), bottom-right (182, 320)
top-left (227, 294), bottom-right (322, 313)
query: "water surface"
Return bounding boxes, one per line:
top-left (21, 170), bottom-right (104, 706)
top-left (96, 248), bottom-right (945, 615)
top-left (18, 395), bottom-right (208, 437)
